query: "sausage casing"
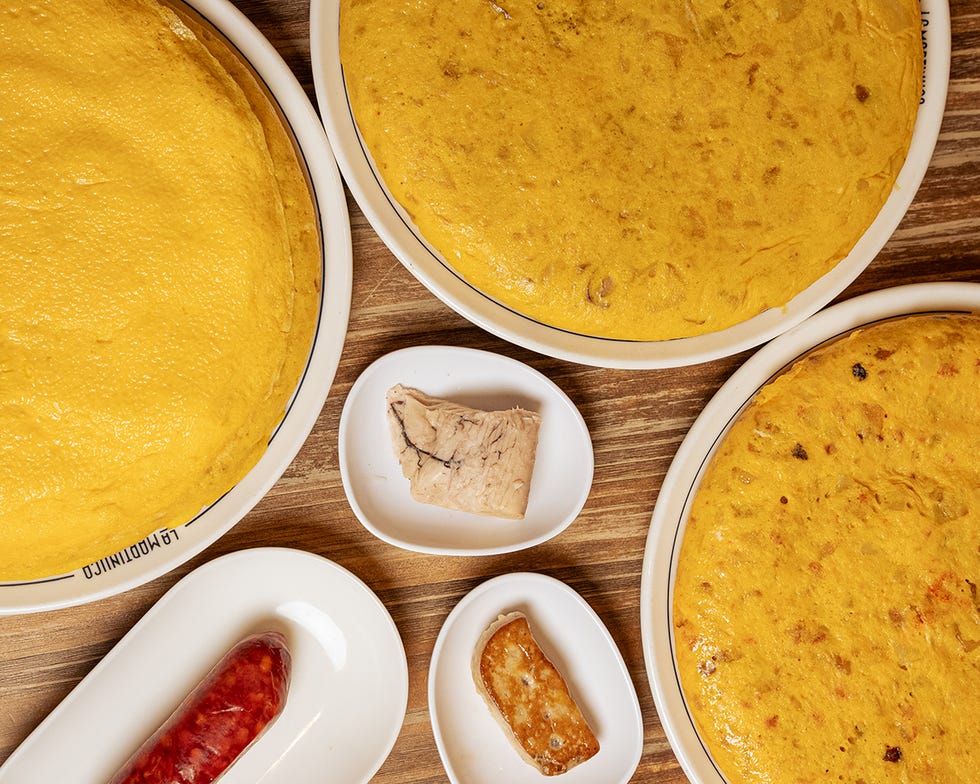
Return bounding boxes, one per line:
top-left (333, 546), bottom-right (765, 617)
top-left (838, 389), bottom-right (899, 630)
top-left (108, 631), bottom-right (290, 784)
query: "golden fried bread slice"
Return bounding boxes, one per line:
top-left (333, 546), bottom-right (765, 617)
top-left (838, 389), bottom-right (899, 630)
top-left (473, 612), bottom-right (599, 775)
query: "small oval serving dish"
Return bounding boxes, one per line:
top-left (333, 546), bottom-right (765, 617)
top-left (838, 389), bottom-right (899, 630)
top-left (338, 346), bottom-right (594, 555)
top-left (428, 572), bottom-right (643, 784)
top-left (0, 548), bottom-right (408, 784)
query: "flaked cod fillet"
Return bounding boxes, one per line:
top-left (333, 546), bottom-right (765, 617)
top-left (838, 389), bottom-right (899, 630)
top-left (385, 385), bottom-right (541, 518)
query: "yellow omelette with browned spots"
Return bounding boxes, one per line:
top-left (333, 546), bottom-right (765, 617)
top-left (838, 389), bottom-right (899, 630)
top-left (674, 313), bottom-right (980, 783)
top-left (340, 0), bottom-right (922, 339)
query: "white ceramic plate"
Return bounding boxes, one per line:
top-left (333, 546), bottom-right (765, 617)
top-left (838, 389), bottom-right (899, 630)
top-left (311, 1), bottom-right (949, 368)
top-left (339, 346), bottom-right (593, 555)
top-left (429, 573), bottom-right (643, 784)
top-left (0, 548), bottom-right (408, 784)
top-left (639, 281), bottom-right (980, 784)
top-left (0, 0), bottom-right (353, 615)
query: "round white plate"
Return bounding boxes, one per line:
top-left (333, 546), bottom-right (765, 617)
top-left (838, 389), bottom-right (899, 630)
top-left (311, 0), bottom-right (949, 368)
top-left (639, 281), bottom-right (980, 784)
top-left (0, 0), bottom-right (353, 615)
top-left (339, 346), bottom-right (593, 555)
top-left (0, 548), bottom-right (408, 784)
top-left (429, 573), bottom-right (643, 784)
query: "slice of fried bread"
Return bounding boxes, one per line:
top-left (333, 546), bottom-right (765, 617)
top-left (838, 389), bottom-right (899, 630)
top-left (473, 612), bottom-right (599, 776)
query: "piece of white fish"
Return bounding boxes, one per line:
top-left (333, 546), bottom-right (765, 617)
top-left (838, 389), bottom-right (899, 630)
top-left (386, 384), bottom-right (542, 519)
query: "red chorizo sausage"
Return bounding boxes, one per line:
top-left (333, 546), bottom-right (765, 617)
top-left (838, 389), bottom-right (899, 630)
top-left (108, 631), bottom-right (290, 784)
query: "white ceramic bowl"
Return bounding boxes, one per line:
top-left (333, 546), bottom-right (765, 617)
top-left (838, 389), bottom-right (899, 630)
top-left (0, 0), bottom-right (353, 615)
top-left (640, 281), bottom-right (980, 783)
top-left (311, 0), bottom-right (949, 368)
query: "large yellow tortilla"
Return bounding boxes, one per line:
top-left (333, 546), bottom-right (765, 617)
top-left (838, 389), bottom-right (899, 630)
top-left (674, 314), bottom-right (980, 782)
top-left (341, 0), bottom-right (922, 340)
top-left (0, 0), bottom-right (320, 580)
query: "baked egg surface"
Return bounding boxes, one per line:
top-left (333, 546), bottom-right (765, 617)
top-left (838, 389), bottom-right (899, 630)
top-left (340, 0), bottom-right (922, 340)
top-left (673, 313), bottom-right (980, 782)
top-left (0, 0), bottom-right (320, 580)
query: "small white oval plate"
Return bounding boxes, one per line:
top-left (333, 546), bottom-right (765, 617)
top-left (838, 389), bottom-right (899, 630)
top-left (640, 281), bottom-right (980, 784)
top-left (338, 346), bottom-right (593, 555)
top-left (429, 573), bottom-right (643, 784)
top-left (0, 548), bottom-right (408, 784)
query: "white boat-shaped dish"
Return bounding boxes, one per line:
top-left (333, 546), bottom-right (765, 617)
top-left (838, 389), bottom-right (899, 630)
top-left (339, 346), bottom-right (593, 555)
top-left (0, 548), bottom-right (408, 784)
top-left (429, 572), bottom-right (643, 784)
top-left (311, 0), bottom-right (949, 368)
top-left (0, 0), bottom-right (353, 615)
top-left (640, 281), bottom-right (980, 784)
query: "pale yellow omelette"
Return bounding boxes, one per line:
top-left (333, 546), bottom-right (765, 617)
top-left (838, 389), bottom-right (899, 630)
top-left (0, 0), bottom-right (320, 580)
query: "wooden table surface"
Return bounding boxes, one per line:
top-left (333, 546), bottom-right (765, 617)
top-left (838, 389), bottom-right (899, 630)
top-left (2, 2), bottom-right (978, 782)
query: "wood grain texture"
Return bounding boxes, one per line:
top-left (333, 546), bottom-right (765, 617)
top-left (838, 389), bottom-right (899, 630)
top-left (1, 2), bottom-right (978, 782)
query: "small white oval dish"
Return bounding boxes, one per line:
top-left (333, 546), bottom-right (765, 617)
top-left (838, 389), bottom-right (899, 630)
top-left (0, 548), bottom-right (408, 784)
top-left (311, 0), bottom-right (949, 368)
top-left (429, 572), bottom-right (643, 784)
top-left (338, 346), bottom-right (594, 555)
top-left (640, 281), bottom-right (980, 784)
